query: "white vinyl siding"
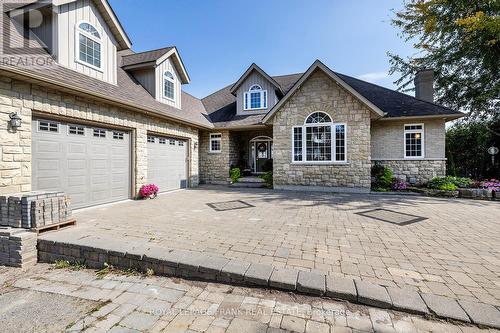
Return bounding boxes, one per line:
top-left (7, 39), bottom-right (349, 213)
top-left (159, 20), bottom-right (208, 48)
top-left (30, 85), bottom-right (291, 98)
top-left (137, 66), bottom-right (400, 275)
top-left (235, 71), bottom-right (278, 115)
top-left (55, 0), bottom-right (118, 84)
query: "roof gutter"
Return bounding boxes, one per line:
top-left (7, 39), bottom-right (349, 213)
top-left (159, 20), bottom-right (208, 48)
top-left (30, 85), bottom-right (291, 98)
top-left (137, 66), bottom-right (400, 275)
top-left (0, 66), bottom-right (213, 129)
top-left (377, 114), bottom-right (466, 122)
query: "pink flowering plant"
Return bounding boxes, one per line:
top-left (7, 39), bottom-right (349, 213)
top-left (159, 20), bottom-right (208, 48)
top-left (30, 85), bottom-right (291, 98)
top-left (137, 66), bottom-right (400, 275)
top-left (139, 184), bottom-right (159, 198)
top-left (391, 178), bottom-right (408, 191)
top-left (481, 179), bottom-right (500, 192)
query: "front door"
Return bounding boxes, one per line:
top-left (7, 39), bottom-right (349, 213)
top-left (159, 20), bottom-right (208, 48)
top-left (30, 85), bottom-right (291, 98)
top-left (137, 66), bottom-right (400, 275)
top-left (254, 140), bottom-right (272, 173)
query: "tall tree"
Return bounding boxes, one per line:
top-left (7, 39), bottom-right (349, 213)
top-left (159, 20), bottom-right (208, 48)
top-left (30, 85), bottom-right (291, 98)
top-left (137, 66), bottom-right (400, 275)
top-left (389, 0), bottom-right (500, 118)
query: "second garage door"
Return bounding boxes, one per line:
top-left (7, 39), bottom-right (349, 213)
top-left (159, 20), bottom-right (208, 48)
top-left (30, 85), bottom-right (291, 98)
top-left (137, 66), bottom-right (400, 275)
top-left (147, 135), bottom-right (188, 192)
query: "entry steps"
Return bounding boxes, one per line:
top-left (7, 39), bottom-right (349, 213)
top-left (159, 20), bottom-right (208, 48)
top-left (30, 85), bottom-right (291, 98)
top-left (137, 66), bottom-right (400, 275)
top-left (230, 176), bottom-right (266, 188)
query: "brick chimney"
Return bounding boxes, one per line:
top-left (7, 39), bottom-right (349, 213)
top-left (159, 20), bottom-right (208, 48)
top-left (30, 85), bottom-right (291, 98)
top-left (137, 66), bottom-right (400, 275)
top-left (414, 69), bottom-right (434, 102)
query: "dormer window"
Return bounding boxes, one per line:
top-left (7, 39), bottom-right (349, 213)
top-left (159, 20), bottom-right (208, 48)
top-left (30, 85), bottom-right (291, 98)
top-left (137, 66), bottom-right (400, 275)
top-left (164, 71), bottom-right (175, 100)
top-left (244, 84), bottom-right (267, 110)
top-left (77, 22), bottom-right (101, 69)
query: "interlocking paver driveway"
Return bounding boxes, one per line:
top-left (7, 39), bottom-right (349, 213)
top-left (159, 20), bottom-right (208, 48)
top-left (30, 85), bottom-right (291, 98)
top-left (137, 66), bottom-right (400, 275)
top-left (67, 186), bottom-right (500, 306)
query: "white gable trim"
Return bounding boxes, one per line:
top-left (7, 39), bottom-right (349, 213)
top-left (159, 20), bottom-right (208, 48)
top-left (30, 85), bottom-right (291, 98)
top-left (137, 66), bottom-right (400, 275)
top-left (262, 60), bottom-right (386, 124)
top-left (53, 0), bottom-right (131, 50)
top-left (229, 63), bottom-right (283, 96)
top-left (155, 47), bottom-right (190, 84)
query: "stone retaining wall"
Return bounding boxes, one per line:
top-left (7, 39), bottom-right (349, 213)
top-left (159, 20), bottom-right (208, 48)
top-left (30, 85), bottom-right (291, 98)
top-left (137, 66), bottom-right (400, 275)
top-left (373, 159), bottom-right (446, 185)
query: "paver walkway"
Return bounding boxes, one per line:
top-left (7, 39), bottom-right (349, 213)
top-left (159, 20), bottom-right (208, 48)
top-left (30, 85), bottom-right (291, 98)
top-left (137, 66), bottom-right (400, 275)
top-left (48, 186), bottom-right (500, 306)
top-left (1, 263), bottom-right (498, 333)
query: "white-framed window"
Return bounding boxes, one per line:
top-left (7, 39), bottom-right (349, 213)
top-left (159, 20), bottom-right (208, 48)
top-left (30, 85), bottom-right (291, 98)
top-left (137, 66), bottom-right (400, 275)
top-left (38, 120), bottom-right (59, 133)
top-left (112, 131), bottom-right (124, 140)
top-left (147, 136), bottom-right (155, 143)
top-left (68, 125), bottom-right (85, 135)
top-left (159, 138), bottom-right (166, 144)
top-left (93, 128), bottom-right (106, 138)
top-left (169, 139), bottom-right (176, 145)
top-left (243, 84), bottom-right (267, 110)
top-left (404, 124), bottom-right (424, 158)
top-left (209, 133), bottom-right (222, 153)
top-left (76, 21), bottom-right (101, 69)
top-left (164, 71), bottom-right (175, 100)
top-left (178, 141), bottom-right (184, 146)
top-left (292, 112), bottom-right (347, 163)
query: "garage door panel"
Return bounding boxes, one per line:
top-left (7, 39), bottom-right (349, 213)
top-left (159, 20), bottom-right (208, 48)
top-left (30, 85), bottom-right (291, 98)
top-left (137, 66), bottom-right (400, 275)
top-left (32, 118), bottom-right (131, 209)
top-left (147, 136), bottom-right (187, 193)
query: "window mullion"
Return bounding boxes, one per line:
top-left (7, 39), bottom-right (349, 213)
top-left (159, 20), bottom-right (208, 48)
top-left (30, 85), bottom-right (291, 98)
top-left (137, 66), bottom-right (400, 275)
top-left (302, 126), bottom-right (307, 162)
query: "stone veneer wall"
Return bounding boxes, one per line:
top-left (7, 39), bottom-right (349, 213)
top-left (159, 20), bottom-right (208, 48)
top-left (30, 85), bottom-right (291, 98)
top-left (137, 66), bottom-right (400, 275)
top-left (0, 76), bottom-right (199, 196)
top-left (371, 119), bottom-right (447, 184)
top-left (271, 69), bottom-right (372, 192)
top-left (373, 160), bottom-right (446, 185)
top-left (199, 130), bottom-right (231, 184)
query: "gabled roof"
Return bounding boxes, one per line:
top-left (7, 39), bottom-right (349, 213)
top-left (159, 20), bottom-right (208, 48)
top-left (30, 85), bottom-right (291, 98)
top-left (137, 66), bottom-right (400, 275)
top-left (55, 0), bottom-right (131, 50)
top-left (0, 17), bottom-right (211, 128)
top-left (229, 63), bottom-right (284, 96)
top-left (202, 74), bottom-right (301, 128)
top-left (263, 60), bottom-right (386, 123)
top-left (121, 47), bottom-right (190, 84)
top-left (6, 0), bottom-right (132, 50)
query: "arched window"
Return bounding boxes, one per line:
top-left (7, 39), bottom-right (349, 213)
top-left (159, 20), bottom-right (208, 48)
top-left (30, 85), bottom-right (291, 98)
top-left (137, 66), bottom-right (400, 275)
top-left (244, 84), bottom-right (267, 110)
top-left (77, 21), bottom-right (101, 68)
top-left (164, 71), bottom-right (175, 100)
top-left (292, 112), bottom-right (346, 163)
top-left (305, 112), bottom-right (332, 124)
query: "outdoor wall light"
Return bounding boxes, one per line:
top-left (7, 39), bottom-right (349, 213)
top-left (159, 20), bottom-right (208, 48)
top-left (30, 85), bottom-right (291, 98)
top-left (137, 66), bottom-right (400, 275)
top-left (9, 112), bottom-right (22, 130)
top-left (193, 142), bottom-right (198, 149)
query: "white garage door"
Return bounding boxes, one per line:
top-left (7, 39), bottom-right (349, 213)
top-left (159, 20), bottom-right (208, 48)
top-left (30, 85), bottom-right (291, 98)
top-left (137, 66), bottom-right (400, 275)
top-left (32, 118), bottom-right (131, 209)
top-left (147, 135), bottom-right (188, 192)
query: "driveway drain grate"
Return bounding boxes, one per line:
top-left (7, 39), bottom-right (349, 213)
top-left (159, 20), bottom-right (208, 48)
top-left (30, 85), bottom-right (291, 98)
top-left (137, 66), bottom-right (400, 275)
top-left (207, 200), bottom-right (255, 211)
top-left (356, 209), bottom-right (427, 226)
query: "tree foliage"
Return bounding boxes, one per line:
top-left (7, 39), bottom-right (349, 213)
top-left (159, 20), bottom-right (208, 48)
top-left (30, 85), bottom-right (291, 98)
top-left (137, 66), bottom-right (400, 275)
top-left (446, 117), bottom-right (500, 179)
top-left (389, 0), bottom-right (500, 118)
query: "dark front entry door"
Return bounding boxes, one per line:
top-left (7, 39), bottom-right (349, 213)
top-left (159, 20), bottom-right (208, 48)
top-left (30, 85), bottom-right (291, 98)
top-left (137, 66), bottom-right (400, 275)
top-left (255, 141), bottom-right (272, 173)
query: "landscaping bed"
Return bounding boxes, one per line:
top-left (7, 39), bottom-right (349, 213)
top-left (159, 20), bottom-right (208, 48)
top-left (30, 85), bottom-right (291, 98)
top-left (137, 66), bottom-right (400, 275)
top-left (371, 163), bottom-right (499, 200)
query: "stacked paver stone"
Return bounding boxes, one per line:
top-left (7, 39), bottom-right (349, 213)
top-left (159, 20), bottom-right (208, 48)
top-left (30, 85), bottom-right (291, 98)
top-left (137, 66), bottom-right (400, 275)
top-left (0, 191), bottom-right (71, 229)
top-left (0, 227), bottom-right (37, 268)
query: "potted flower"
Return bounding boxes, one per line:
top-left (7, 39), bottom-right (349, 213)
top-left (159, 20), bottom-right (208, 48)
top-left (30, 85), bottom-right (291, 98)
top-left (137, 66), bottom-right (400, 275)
top-left (139, 184), bottom-right (159, 199)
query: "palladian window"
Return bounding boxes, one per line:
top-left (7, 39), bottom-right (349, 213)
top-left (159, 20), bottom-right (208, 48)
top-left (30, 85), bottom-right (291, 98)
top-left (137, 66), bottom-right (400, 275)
top-left (244, 84), bottom-right (267, 110)
top-left (292, 112), bottom-right (346, 163)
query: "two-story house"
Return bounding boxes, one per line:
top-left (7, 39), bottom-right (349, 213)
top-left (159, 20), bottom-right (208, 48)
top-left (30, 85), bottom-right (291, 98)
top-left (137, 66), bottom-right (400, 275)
top-left (0, 0), bottom-right (463, 209)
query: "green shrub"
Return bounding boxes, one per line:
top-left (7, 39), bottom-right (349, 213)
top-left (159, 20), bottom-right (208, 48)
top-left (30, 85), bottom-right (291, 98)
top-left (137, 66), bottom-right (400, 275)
top-left (260, 171), bottom-right (273, 188)
top-left (229, 167), bottom-right (241, 183)
top-left (439, 183), bottom-right (457, 191)
top-left (427, 176), bottom-right (472, 190)
top-left (371, 163), bottom-right (394, 190)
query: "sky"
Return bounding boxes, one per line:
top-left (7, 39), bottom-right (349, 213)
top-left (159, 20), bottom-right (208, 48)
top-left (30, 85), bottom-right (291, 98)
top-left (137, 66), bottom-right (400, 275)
top-left (109, 0), bottom-right (416, 98)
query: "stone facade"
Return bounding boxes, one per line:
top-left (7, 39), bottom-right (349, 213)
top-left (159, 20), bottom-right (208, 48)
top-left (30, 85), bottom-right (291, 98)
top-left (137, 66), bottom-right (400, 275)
top-left (271, 69), bottom-right (372, 192)
top-left (198, 128), bottom-right (273, 183)
top-left (0, 76), bottom-right (199, 196)
top-left (371, 118), bottom-right (447, 184)
top-left (199, 130), bottom-right (232, 184)
top-left (373, 160), bottom-right (446, 185)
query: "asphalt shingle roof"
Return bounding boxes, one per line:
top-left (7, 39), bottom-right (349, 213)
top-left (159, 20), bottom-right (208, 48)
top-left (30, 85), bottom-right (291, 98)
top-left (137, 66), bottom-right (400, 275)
top-left (202, 70), bottom-right (462, 127)
top-left (0, 17), bottom-right (211, 128)
top-left (1, 11), bottom-right (462, 130)
top-left (120, 47), bottom-right (174, 67)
